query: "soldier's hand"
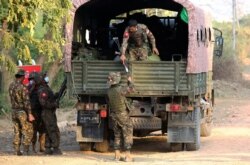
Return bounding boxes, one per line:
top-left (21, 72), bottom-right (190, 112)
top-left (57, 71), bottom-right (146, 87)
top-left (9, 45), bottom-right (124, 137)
top-left (153, 47), bottom-right (159, 55)
top-left (28, 114), bottom-right (35, 122)
top-left (120, 54), bottom-right (126, 64)
top-left (127, 76), bottom-right (132, 82)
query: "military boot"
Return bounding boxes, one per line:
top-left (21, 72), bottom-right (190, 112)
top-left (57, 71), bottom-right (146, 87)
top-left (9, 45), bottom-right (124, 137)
top-left (32, 142), bottom-right (37, 153)
top-left (39, 133), bottom-right (46, 152)
top-left (44, 148), bottom-right (53, 155)
top-left (23, 145), bottom-right (31, 156)
top-left (114, 150), bottom-right (121, 161)
top-left (14, 146), bottom-right (22, 156)
top-left (124, 150), bottom-right (133, 162)
top-left (53, 148), bottom-right (62, 155)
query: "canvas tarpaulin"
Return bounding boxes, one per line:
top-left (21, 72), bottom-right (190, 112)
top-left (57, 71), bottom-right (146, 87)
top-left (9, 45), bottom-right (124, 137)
top-left (64, 0), bottom-right (214, 74)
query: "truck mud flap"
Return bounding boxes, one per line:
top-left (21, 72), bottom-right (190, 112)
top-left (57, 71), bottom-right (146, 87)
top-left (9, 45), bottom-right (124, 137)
top-left (76, 123), bottom-right (104, 143)
top-left (167, 108), bottom-right (200, 144)
top-left (76, 110), bottom-right (104, 142)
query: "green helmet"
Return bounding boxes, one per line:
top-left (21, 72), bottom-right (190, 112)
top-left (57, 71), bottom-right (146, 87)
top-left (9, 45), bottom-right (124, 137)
top-left (108, 72), bottom-right (121, 85)
top-left (28, 71), bottom-right (37, 80)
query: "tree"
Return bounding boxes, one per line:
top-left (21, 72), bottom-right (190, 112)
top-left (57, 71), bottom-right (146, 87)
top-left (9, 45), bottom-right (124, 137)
top-left (0, 0), bottom-right (72, 72)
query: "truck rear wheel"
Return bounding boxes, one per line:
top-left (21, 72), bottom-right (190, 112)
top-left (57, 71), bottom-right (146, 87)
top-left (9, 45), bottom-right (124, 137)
top-left (95, 139), bottom-right (109, 152)
top-left (186, 107), bottom-right (201, 151)
top-left (79, 142), bottom-right (92, 151)
top-left (95, 121), bottom-right (110, 152)
top-left (200, 108), bottom-right (213, 137)
top-left (166, 143), bottom-right (183, 152)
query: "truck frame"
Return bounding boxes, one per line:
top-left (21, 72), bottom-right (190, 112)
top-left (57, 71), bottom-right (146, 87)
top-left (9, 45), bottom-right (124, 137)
top-left (63, 0), bottom-right (223, 152)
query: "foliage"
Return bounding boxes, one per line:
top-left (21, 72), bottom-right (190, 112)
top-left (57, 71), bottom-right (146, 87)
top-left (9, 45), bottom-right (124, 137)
top-left (213, 14), bottom-right (250, 81)
top-left (213, 56), bottom-right (242, 81)
top-left (0, 0), bottom-right (72, 71)
top-left (0, 93), bottom-right (11, 115)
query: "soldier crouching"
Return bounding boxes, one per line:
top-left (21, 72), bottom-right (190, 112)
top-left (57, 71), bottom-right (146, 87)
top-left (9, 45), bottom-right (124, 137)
top-left (107, 72), bottom-right (134, 162)
top-left (9, 69), bottom-right (35, 155)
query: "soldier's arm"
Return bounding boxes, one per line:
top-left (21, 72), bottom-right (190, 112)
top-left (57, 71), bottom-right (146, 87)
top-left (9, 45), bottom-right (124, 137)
top-left (144, 25), bottom-right (156, 49)
top-left (38, 89), bottom-right (57, 109)
top-left (120, 77), bottom-right (135, 96)
top-left (120, 28), bottom-right (130, 55)
top-left (143, 25), bottom-right (159, 55)
top-left (21, 86), bottom-right (32, 115)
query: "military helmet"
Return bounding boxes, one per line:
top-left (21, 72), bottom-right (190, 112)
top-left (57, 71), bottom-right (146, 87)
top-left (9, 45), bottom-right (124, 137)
top-left (108, 72), bottom-right (121, 85)
top-left (128, 19), bottom-right (138, 27)
top-left (15, 69), bottom-right (25, 77)
top-left (33, 73), bottom-right (43, 84)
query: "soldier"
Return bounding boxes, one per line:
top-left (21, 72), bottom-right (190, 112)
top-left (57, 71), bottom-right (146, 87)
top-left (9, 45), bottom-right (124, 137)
top-left (120, 19), bottom-right (159, 63)
top-left (28, 72), bottom-right (46, 153)
top-left (107, 72), bottom-right (134, 162)
top-left (37, 75), bottom-right (62, 155)
top-left (9, 69), bottom-right (35, 155)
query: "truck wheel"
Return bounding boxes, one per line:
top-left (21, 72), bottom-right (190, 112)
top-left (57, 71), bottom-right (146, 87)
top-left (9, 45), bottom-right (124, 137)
top-left (200, 108), bottom-right (213, 137)
top-left (95, 121), bottom-right (110, 152)
top-left (95, 139), bottom-right (109, 152)
top-left (79, 142), bottom-right (92, 151)
top-left (186, 107), bottom-right (201, 151)
top-left (166, 143), bottom-right (183, 152)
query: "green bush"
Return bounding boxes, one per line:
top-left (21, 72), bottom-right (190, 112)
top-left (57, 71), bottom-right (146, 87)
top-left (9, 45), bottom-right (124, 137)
top-left (213, 56), bottom-right (242, 82)
top-left (0, 93), bottom-right (11, 115)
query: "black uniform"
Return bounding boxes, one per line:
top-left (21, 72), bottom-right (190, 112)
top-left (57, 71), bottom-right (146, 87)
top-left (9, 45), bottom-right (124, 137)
top-left (28, 79), bottom-right (46, 152)
top-left (37, 84), bottom-right (61, 154)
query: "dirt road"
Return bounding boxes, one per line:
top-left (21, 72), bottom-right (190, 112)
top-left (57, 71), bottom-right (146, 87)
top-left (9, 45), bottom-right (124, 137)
top-left (0, 81), bottom-right (250, 165)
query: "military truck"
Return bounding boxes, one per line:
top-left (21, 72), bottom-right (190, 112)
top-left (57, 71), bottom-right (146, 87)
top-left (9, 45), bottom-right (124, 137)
top-left (63, 0), bottom-right (223, 152)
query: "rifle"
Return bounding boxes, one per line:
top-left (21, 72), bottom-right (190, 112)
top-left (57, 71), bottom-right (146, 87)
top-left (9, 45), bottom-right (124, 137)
top-left (56, 76), bottom-right (67, 107)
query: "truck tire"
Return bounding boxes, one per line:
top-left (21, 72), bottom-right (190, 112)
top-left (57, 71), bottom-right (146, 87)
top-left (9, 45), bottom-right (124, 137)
top-left (186, 107), bottom-right (201, 151)
top-left (200, 108), bottom-right (213, 137)
top-left (95, 139), bottom-right (109, 152)
top-left (79, 142), bottom-right (92, 151)
top-left (95, 120), bottom-right (110, 152)
top-left (166, 143), bottom-right (183, 152)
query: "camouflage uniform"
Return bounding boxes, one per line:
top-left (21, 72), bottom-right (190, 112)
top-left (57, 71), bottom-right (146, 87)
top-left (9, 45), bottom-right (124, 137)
top-left (107, 72), bottom-right (133, 151)
top-left (9, 69), bottom-right (33, 155)
top-left (37, 83), bottom-right (61, 155)
top-left (121, 23), bottom-right (156, 61)
top-left (28, 72), bottom-right (46, 152)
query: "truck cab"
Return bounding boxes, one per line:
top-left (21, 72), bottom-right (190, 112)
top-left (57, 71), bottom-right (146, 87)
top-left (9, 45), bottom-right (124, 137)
top-left (64, 0), bottom-right (223, 152)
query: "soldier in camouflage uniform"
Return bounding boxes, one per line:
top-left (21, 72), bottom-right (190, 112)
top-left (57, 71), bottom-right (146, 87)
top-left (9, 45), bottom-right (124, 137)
top-left (37, 75), bottom-right (62, 155)
top-left (9, 69), bottom-right (35, 155)
top-left (28, 72), bottom-right (46, 153)
top-left (120, 19), bottom-right (159, 63)
top-left (107, 72), bottom-right (134, 162)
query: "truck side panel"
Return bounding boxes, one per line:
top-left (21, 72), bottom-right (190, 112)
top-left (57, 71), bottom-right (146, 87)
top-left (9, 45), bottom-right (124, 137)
top-left (70, 60), bottom-right (208, 97)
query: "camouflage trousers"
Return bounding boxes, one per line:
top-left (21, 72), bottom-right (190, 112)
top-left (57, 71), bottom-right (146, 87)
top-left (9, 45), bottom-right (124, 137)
top-left (32, 111), bottom-right (46, 151)
top-left (111, 112), bottom-right (133, 150)
top-left (12, 110), bottom-right (33, 150)
top-left (127, 46), bottom-right (148, 61)
top-left (41, 109), bottom-right (60, 149)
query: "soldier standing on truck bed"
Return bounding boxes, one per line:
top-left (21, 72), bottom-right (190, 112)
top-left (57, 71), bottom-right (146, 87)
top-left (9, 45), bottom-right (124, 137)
top-left (9, 69), bottom-right (35, 155)
top-left (107, 72), bottom-right (134, 162)
top-left (36, 74), bottom-right (62, 155)
top-left (27, 72), bottom-right (46, 153)
top-left (120, 19), bottom-right (159, 63)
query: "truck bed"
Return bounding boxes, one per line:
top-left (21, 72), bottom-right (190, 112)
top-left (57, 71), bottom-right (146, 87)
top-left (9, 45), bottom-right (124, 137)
top-left (70, 60), bottom-right (209, 97)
